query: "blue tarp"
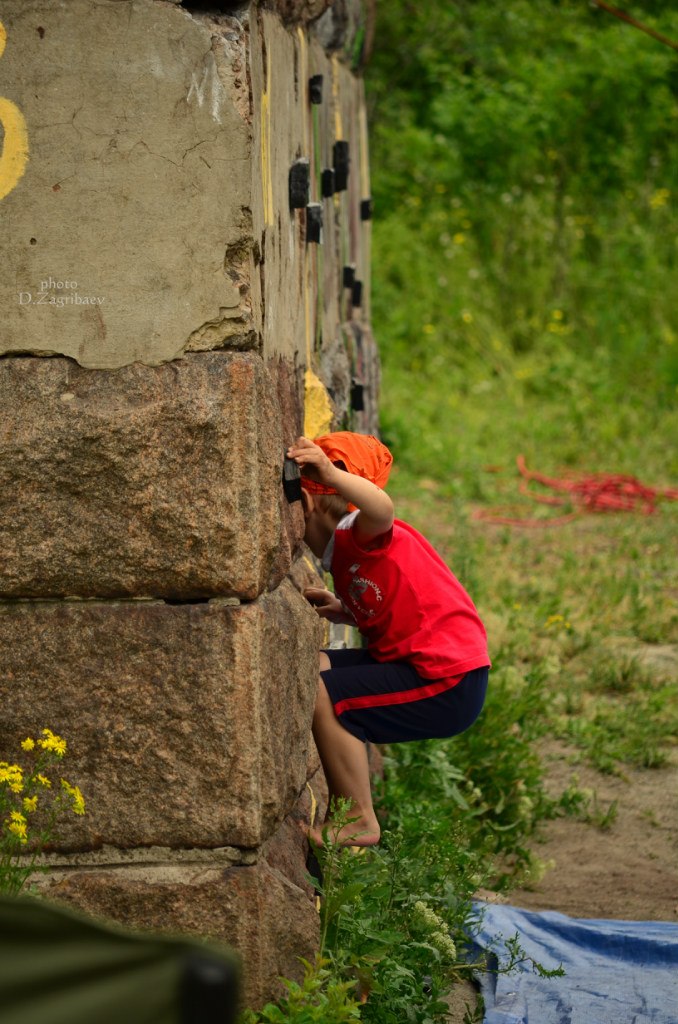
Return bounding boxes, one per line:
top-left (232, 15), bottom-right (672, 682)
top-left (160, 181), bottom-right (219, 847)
top-left (471, 902), bottom-right (678, 1024)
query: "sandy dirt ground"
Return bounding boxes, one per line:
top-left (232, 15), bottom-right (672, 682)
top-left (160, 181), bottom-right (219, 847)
top-left (510, 741), bottom-right (678, 922)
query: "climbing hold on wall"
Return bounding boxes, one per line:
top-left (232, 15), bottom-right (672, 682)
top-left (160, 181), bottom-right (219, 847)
top-left (352, 280), bottom-right (363, 308)
top-left (309, 74), bottom-right (323, 105)
top-left (306, 203), bottom-right (322, 243)
top-left (289, 159), bottom-right (310, 210)
top-left (333, 141), bottom-right (350, 191)
top-left (321, 168), bottom-right (335, 198)
top-left (350, 379), bottom-right (365, 411)
top-left (282, 455), bottom-right (302, 503)
top-left (343, 265), bottom-right (355, 289)
top-left (360, 198), bottom-right (373, 221)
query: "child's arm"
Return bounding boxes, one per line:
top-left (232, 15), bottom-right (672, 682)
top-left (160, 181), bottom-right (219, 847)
top-left (304, 587), bottom-right (357, 624)
top-left (287, 436), bottom-right (394, 542)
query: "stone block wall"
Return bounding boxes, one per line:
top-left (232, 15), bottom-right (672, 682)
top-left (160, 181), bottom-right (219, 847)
top-left (0, 0), bottom-right (378, 1008)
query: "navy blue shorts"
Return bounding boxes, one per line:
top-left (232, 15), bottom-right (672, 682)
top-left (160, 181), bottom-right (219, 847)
top-left (320, 648), bottom-right (489, 744)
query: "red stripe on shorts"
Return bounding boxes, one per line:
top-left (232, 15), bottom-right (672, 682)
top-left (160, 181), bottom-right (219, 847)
top-left (333, 674), bottom-right (465, 718)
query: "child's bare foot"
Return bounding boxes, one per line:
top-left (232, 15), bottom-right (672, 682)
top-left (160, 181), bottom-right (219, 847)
top-left (301, 816), bottom-right (380, 848)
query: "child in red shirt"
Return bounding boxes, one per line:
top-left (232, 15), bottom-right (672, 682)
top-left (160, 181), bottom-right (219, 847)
top-left (286, 433), bottom-right (490, 846)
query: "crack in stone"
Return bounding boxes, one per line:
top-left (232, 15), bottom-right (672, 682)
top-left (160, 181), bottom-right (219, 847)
top-left (34, 843), bottom-right (260, 870)
top-left (126, 138), bottom-right (182, 168)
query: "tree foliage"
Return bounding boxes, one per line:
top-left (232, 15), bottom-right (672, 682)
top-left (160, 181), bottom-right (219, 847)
top-left (365, 1), bottom-right (678, 482)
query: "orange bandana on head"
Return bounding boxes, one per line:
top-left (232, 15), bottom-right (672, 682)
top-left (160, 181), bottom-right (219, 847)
top-left (302, 432), bottom-right (393, 500)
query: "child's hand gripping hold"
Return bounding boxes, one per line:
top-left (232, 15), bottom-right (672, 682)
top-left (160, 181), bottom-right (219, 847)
top-left (304, 587), bottom-right (357, 625)
top-left (286, 436), bottom-right (339, 487)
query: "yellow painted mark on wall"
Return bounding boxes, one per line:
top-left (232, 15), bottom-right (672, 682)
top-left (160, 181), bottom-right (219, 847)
top-left (304, 367), bottom-right (333, 438)
top-left (359, 99), bottom-right (370, 198)
top-left (0, 20), bottom-right (29, 202)
top-left (296, 28), bottom-right (308, 157)
top-left (331, 57), bottom-right (343, 141)
top-left (260, 49), bottom-right (273, 226)
top-left (304, 262), bottom-right (313, 365)
top-left (305, 782), bottom-right (318, 827)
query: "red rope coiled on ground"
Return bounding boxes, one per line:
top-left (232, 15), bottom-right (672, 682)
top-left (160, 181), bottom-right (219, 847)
top-left (473, 455), bottom-right (678, 528)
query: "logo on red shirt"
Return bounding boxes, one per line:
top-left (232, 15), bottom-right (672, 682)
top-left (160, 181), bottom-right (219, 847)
top-left (347, 563), bottom-right (383, 617)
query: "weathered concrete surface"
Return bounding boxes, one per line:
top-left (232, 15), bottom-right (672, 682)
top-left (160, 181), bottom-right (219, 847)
top-left (0, 351), bottom-right (285, 599)
top-left (43, 857), bottom-right (320, 1011)
top-left (0, 0), bottom-right (252, 367)
top-left (0, 580), bottom-right (323, 849)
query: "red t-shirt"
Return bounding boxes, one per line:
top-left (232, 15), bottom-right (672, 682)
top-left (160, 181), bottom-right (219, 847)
top-left (323, 512), bottom-right (491, 679)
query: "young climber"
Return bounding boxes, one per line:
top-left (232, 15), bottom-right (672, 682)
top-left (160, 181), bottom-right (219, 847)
top-left (286, 432), bottom-right (490, 846)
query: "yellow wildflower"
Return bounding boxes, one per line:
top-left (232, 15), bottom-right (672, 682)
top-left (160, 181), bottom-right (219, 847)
top-left (61, 779), bottom-right (86, 816)
top-left (10, 811), bottom-right (26, 824)
top-left (21, 738), bottom-right (35, 751)
top-left (461, 310), bottom-right (474, 324)
top-left (23, 796), bottom-right (38, 813)
top-left (545, 614), bottom-right (564, 628)
top-left (36, 774), bottom-right (52, 788)
top-left (452, 232), bottom-right (466, 245)
top-left (39, 728), bottom-right (67, 758)
top-left (7, 820), bottom-right (28, 843)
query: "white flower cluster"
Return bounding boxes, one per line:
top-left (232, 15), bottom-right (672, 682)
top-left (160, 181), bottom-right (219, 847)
top-left (412, 901), bottom-right (457, 962)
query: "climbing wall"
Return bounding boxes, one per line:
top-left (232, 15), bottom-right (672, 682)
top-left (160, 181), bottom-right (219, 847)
top-left (0, 0), bottom-right (378, 1008)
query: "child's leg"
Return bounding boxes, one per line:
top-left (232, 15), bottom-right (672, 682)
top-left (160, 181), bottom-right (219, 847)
top-left (309, 653), bottom-right (380, 846)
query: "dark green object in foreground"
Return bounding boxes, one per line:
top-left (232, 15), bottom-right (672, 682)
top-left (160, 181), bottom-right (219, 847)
top-left (0, 896), bottom-right (240, 1024)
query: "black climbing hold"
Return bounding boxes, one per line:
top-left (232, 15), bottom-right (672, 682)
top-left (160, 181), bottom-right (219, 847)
top-left (309, 74), bottom-right (323, 105)
top-left (333, 141), bottom-right (350, 192)
top-left (282, 457), bottom-right (302, 503)
top-left (350, 379), bottom-right (365, 411)
top-left (360, 198), bottom-right (373, 221)
top-left (289, 159), bottom-right (310, 210)
top-left (306, 203), bottom-right (323, 244)
top-left (352, 279), bottom-right (363, 308)
top-left (343, 264), bottom-right (355, 289)
top-left (321, 168), bottom-right (335, 198)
